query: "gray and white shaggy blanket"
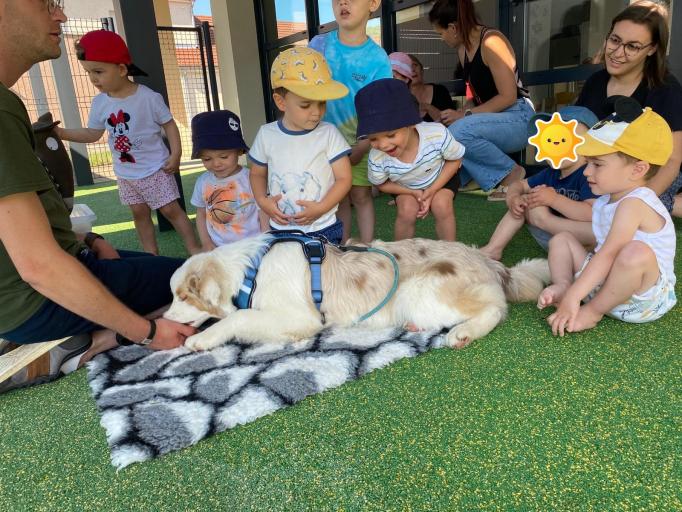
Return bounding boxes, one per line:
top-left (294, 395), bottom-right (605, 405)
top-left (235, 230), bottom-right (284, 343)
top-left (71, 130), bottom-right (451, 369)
top-left (87, 326), bottom-right (447, 468)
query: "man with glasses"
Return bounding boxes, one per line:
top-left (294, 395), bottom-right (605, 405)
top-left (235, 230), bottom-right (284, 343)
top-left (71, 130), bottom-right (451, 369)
top-left (0, 0), bottom-right (196, 392)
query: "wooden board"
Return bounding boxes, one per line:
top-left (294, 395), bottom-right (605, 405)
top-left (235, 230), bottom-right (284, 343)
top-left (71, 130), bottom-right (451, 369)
top-left (0, 339), bottom-right (66, 384)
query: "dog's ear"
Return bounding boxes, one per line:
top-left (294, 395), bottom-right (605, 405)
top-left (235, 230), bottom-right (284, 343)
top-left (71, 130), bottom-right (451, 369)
top-left (201, 277), bottom-right (222, 307)
top-left (187, 273), bottom-right (200, 295)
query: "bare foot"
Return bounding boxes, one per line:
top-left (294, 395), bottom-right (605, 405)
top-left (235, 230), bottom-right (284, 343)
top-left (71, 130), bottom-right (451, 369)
top-left (479, 244), bottom-right (502, 261)
top-left (79, 329), bottom-right (118, 367)
top-left (537, 283), bottom-right (570, 309)
top-left (569, 305), bottom-right (603, 333)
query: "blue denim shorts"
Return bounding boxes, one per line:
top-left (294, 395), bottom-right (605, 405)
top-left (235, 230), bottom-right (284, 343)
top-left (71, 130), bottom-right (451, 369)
top-left (1, 249), bottom-right (184, 344)
top-left (270, 220), bottom-right (343, 245)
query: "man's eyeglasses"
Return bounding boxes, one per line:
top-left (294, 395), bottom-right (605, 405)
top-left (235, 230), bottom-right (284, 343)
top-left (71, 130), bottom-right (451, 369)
top-left (46, 0), bottom-right (65, 14)
top-left (606, 34), bottom-right (652, 58)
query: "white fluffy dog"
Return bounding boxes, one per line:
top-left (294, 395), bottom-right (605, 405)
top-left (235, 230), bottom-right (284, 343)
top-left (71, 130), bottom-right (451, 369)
top-left (165, 235), bottom-right (550, 351)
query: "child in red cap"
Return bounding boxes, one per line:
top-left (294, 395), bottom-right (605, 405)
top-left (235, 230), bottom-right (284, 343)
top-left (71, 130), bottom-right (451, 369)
top-left (56, 30), bottom-right (200, 256)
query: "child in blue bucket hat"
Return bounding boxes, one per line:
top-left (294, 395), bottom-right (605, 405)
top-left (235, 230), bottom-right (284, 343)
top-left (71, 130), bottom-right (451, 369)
top-left (190, 110), bottom-right (261, 251)
top-left (356, 78), bottom-right (465, 241)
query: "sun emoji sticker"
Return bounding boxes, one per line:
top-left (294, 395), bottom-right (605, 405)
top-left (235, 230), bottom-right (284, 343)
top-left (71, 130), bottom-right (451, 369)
top-left (528, 113), bottom-right (585, 169)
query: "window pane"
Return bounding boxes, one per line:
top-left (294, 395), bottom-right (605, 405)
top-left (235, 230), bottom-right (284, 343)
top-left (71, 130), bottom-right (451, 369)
top-left (367, 17), bottom-right (382, 46)
top-left (518, 0), bottom-right (628, 72)
top-left (273, 0), bottom-right (308, 39)
top-left (396, 2), bottom-right (458, 89)
top-left (318, 1), bottom-right (335, 25)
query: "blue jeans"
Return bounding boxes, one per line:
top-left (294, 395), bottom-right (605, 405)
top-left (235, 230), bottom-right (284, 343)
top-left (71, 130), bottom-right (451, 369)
top-left (450, 98), bottom-right (535, 191)
top-left (1, 249), bottom-right (184, 344)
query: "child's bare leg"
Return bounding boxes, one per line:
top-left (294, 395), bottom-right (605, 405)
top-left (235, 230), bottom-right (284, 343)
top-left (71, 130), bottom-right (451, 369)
top-left (572, 241), bottom-right (660, 332)
top-left (129, 203), bottom-right (158, 255)
top-left (158, 200), bottom-right (201, 255)
top-left (480, 210), bottom-right (525, 260)
top-left (430, 189), bottom-right (456, 241)
top-left (350, 185), bottom-right (375, 243)
top-left (394, 195), bottom-right (418, 240)
top-left (338, 195), bottom-right (352, 243)
top-left (526, 206), bottom-right (596, 246)
top-left (537, 232), bottom-right (587, 309)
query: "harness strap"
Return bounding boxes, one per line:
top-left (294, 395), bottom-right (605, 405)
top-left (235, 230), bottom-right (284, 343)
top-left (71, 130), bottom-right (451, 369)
top-left (233, 231), bottom-right (326, 311)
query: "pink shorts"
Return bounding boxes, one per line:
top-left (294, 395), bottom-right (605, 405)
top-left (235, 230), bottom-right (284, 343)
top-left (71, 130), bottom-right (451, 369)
top-left (117, 170), bottom-right (180, 210)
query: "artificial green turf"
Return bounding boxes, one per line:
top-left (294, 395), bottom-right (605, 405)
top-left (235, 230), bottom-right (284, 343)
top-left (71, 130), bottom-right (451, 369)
top-left (1, 173), bottom-right (680, 511)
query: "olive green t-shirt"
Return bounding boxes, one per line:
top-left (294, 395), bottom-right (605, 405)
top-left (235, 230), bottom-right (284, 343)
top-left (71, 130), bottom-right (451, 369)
top-left (0, 83), bottom-right (82, 333)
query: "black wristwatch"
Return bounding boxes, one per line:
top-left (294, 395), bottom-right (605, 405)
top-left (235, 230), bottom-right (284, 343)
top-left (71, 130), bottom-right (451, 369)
top-left (464, 109), bottom-right (473, 117)
top-left (116, 319), bottom-right (156, 346)
top-left (84, 231), bottom-right (104, 249)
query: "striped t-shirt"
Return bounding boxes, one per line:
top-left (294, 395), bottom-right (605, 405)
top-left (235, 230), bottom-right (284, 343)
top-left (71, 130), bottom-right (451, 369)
top-left (367, 122), bottom-right (465, 189)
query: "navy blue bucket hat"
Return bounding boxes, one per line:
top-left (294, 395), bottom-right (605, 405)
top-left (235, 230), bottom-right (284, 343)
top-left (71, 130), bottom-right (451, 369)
top-left (191, 110), bottom-right (249, 158)
top-left (528, 106), bottom-right (599, 138)
top-left (355, 78), bottom-right (422, 140)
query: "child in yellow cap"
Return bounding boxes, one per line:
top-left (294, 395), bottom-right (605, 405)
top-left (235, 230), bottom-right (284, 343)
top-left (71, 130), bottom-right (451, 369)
top-left (538, 98), bottom-right (677, 336)
top-left (248, 47), bottom-right (352, 243)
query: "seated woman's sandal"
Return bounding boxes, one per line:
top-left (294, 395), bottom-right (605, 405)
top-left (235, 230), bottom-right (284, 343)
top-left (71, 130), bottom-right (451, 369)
top-left (487, 185), bottom-right (509, 202)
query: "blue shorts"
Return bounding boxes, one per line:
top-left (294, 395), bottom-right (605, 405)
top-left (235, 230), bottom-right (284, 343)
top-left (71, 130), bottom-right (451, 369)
top-left (1, 249), bottom-right (184, 344)
top-left (270, 220), bottom-right (343, 245)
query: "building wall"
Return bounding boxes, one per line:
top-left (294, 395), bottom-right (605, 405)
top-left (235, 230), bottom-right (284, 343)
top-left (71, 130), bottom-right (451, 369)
top-left (64, 0), bottom-right (116, 21)
top-left (169, 0), bottom-right (194, 26)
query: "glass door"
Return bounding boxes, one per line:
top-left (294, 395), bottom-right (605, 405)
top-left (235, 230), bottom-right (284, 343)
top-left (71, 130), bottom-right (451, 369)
top-left (505, 0), bottom-right (629, 111)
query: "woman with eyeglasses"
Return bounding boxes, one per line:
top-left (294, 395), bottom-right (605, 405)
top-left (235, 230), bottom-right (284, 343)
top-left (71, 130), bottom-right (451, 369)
top-left (429, 0), bottom-right (534, 201)
top-left (575, 2), bottom-right (682, 215)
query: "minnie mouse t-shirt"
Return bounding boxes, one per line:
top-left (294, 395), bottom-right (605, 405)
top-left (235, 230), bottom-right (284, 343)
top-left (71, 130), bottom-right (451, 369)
top-left (88, 84), bottom-right (173, 180)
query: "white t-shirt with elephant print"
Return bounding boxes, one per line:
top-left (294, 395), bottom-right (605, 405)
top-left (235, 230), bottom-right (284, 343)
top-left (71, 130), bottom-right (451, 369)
top-left (248, 120), bottom-right (351, 232)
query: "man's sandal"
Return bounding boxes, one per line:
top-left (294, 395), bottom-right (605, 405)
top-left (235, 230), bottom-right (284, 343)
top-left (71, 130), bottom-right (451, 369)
top-left (0, 334), bottom-right (92, 394)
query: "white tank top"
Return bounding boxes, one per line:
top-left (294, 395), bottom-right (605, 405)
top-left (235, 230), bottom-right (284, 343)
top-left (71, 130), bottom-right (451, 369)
top-left (592, 187), bottom-right (676, 285)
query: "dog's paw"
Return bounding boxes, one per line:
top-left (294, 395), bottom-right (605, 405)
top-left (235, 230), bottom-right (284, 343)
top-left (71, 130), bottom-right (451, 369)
top-left (445, 325), bottom-right (475, 349)
top-left (184, 330), bottom-right (225, 351)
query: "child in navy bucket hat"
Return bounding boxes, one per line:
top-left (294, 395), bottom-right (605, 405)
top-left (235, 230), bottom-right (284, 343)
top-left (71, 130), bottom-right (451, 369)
top-left (190, 110), bottom-right (261, 251)
top-left (356, 78), bottom-right (465, 241)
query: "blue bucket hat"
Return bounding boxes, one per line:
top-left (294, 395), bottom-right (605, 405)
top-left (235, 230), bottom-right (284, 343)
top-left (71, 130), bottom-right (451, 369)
top-left (355, 78), bottom-right (422, 140)
top-left (528, 106), bottom-right (599, 138)
top-left (191, 110), bottom-right (249, 159)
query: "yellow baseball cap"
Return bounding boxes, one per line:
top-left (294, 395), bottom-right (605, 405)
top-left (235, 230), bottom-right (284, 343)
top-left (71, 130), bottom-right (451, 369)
top-left (270, 47), bottom-right (348, 101)
top-left (578, 105), bottom-right (673, 165)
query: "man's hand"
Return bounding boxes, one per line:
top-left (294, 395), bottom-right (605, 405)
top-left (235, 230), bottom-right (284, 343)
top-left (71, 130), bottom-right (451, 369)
top-left (162, 154), bottom-right (181, 174)
top-left (259, 194), bottom-right (292, 225)
top-left (527, 185), bottom-right (558, 209)
top-left (293, 200), bottom-right (326, 225)
top-left (148, 318), bottom-right (197, 350)
top-left (90, 237), bottom-right (120, 259)
top-left (506, 193), bottom-right (527, 218)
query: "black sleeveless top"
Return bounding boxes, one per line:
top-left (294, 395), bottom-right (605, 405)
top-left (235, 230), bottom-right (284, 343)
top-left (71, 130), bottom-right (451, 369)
top-left (461, 27), bottom-right (529, 106)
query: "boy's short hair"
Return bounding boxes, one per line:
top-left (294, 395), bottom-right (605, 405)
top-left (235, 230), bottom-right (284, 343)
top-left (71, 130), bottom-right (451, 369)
top-left (270, 47), bottom-right (348, 101)
top-left (617, 152), bottom-right (661, 179)
top-left (75, 30), bottom-right (147, 77)
top-left (191, 110), bottom-right (249, 159)
top-left (527, 106), bottom-right (599, 138)
top-left (578, 97), bottom-right (672, 166)
top-left (355, 78), bottom-right (422, 139)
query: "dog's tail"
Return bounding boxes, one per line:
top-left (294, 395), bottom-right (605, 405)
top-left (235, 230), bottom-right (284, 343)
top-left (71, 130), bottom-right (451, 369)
top-left (500, 258), bottom-right (551, 303)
